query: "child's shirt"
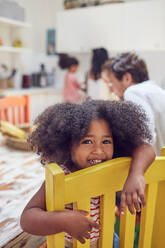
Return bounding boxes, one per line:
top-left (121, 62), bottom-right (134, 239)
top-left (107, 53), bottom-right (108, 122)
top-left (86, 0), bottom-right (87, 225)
top-left (63, 72), bottom-right (81, 103)
top-left (60, 164), bottom-right (100, 248)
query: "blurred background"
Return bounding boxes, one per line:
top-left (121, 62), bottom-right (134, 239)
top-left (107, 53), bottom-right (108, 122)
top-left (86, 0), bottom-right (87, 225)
top-left (0, 0), bottom-right (165, 121)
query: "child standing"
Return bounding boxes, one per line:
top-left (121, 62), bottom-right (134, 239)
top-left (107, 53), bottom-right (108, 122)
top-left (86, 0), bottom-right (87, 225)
top-left (20, 100), bottom-right (155, 247)
top-left (58, 54), bottom-right (83, 103)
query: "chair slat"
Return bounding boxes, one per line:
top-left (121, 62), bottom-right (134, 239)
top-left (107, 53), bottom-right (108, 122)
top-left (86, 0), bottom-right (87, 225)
top-left (46, 164), bottom-right (65, 248)
top-left (76, 199), bottom-right (90, 248)
top-left (12, 107), bottom-right (16, 125)
top-left (138, 183), bottom-right (158, 248)
top-left (24, 95), bottom-right (30, 123)
top-left (119, 208), bottom-right (136, 248)
top-left (4, 108), bottom-right (10, 122)
top-left (151, 181), bottom-right (165, 248)
top-left (18, 106), bottom-right (23, 124)
top-left (99, 192), bottom-right (116, 248)
top-left (1, 110), bottom-right (5, 120)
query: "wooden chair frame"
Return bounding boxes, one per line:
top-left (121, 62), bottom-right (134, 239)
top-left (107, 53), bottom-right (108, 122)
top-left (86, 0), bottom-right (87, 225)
top-left (46, 155), bottom-right (165, 248)
top-left (0, 95), bottom-right (30, 124)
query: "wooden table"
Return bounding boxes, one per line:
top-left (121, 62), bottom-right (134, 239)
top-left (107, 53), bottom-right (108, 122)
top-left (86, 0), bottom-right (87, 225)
top-left (0, 134), bottom-right (45, 248)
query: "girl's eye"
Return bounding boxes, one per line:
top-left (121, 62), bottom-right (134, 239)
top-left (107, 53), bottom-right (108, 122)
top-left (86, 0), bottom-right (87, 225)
top-left (82, 139), bottom-right (92, 144)
top-left (103, 140), bottom-right (112, 144)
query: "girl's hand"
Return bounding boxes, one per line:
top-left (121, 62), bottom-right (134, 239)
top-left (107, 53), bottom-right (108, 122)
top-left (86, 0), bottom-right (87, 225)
top-left (120, 173), bottom-right (146, 215)
top-left (63, 209), bottom-right (99, 244)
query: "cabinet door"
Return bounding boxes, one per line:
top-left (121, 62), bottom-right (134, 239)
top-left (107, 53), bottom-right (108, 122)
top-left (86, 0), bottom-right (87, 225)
top-left (56, 4), bottom-right (123, 53)
top-left (86, 5), bottom-right (123, 51)
top-left (57, 8), bottom-right (90, 52)
top-left (121, 0), bottom-right (165, 51)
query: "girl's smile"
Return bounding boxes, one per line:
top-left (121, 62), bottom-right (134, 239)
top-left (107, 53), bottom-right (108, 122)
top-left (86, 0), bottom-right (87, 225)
top-left (71, 119), bottom-right (114, 170)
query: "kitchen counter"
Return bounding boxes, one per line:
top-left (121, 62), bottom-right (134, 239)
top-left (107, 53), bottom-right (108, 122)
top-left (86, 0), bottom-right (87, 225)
top-left (0, 87), bottom-right (63, 96)
top-left (0, 134), bottom-right (45, 248)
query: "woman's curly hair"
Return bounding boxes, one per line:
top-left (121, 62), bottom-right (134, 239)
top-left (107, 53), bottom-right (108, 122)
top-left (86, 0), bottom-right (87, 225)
top-left (30, 100), bottom-right (152, 168)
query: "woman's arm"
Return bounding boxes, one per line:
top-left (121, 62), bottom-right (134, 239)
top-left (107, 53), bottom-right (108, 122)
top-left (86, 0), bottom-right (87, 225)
top-left (20, 182), bottom-right (99, 243)
top-left (120, 143), bottom-right (156, 214)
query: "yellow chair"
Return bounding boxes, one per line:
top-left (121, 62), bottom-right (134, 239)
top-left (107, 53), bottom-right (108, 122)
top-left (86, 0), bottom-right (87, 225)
top-left (161, 147), bottom-right (165, 156)
top-left (45, 155), bottom-right (165, 248)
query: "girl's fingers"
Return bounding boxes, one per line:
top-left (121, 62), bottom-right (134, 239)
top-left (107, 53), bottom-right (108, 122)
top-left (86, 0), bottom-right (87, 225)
top-left (83, 232), bottom-right (90, 239)
top-left (77, 209), bottom-right (89, 216)
top-left (138, 190), bottom-right (146, 207)
top-left (77, 236), bottom-right (86, 244)
top-left (126, 194), bottom-right (135, 215)
top-left (88, 219), bottom-right (99, 230)
top-left (132, 192), bottom-right (141, 212)
top-left (86, 225), bottom-right (92, 232)
top-left (77, 232), bottom-right (90, 244)
top-left (120, 193), bottom-right (126, 214)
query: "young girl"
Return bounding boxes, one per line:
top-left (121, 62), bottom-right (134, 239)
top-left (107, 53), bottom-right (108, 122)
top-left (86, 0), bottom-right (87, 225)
top-left (20, 100), bottom-right (155, 247)
top-left (58, 54), bottom-right (83, 103)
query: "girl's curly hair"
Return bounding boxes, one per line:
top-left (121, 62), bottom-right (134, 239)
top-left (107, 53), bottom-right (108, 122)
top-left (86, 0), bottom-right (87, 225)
top-left (30, 100), bottom-right (152, 167)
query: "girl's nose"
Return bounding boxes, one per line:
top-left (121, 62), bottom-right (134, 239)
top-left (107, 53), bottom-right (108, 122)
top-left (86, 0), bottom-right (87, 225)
top-left (93, 144), bottom-right (104, 155)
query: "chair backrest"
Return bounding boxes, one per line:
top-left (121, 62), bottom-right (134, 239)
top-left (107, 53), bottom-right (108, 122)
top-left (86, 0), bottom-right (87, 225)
top-left (161, 147), bottom-right (165, 156)
top-left (0, 95), bottom-right (30, 124)
top-left (45, 155), bottom-right (165, 248)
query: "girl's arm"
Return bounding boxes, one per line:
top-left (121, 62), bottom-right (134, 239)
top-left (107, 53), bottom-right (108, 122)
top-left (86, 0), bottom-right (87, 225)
top-left (20, 182), bottom-right (99, 244)
top-left (72, 74), bottom-right (86, 92)
top-left (120, 143), bottom-right (156, 214)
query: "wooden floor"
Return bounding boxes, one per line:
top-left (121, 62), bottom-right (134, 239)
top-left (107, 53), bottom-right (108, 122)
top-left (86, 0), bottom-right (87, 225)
top-left (0, 134), bottom-right (45, 247)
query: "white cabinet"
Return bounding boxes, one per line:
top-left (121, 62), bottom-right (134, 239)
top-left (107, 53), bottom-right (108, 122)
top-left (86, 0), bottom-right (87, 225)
top-left (121, 1), bottom-right (165, 51)
top-left (0, 16), bottom-right (31, 53)
top-left (56, 0), bottom-right (165, 52)
top-left (56, 4), bottom-right (122, 53)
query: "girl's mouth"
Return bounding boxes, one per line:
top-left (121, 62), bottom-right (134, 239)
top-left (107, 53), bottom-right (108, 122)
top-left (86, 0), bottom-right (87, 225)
top-left (88, 159), bottom-right (104, 166)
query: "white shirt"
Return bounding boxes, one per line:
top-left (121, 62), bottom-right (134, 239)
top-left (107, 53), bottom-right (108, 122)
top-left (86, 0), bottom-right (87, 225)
top-left (124, 80), bottom-right (165, 155)
top-left (87, 78), bottom-right (118, 101)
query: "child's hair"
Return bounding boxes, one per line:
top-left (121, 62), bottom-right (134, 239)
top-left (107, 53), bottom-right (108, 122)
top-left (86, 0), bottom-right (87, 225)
top-left (58, 53), bottom-right (79, 69)
top-left (90, 48), bottom-right (109, 80)
top-left (30, 100), bottom-right (152, 169)
top-left (103, 52), bottom-right (149, 83)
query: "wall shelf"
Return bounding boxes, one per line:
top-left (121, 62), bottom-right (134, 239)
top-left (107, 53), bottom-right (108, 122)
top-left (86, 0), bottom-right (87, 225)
top-left (0, 16), bottom-right (31, 28)
top-left (0, 46), bottom-right (30, 53)
top-left (0, 16), bottom-right (31, 55)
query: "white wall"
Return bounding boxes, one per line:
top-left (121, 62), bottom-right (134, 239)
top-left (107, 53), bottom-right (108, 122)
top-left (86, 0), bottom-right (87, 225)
top-left (138, 51), bottom-right (165, 88)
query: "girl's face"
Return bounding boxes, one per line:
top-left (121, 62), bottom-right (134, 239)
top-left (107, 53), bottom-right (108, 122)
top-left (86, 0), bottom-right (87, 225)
top-left (69, 64), bottom-right (78, 73)
top-left (71, 119), bottom-right (114, 171)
